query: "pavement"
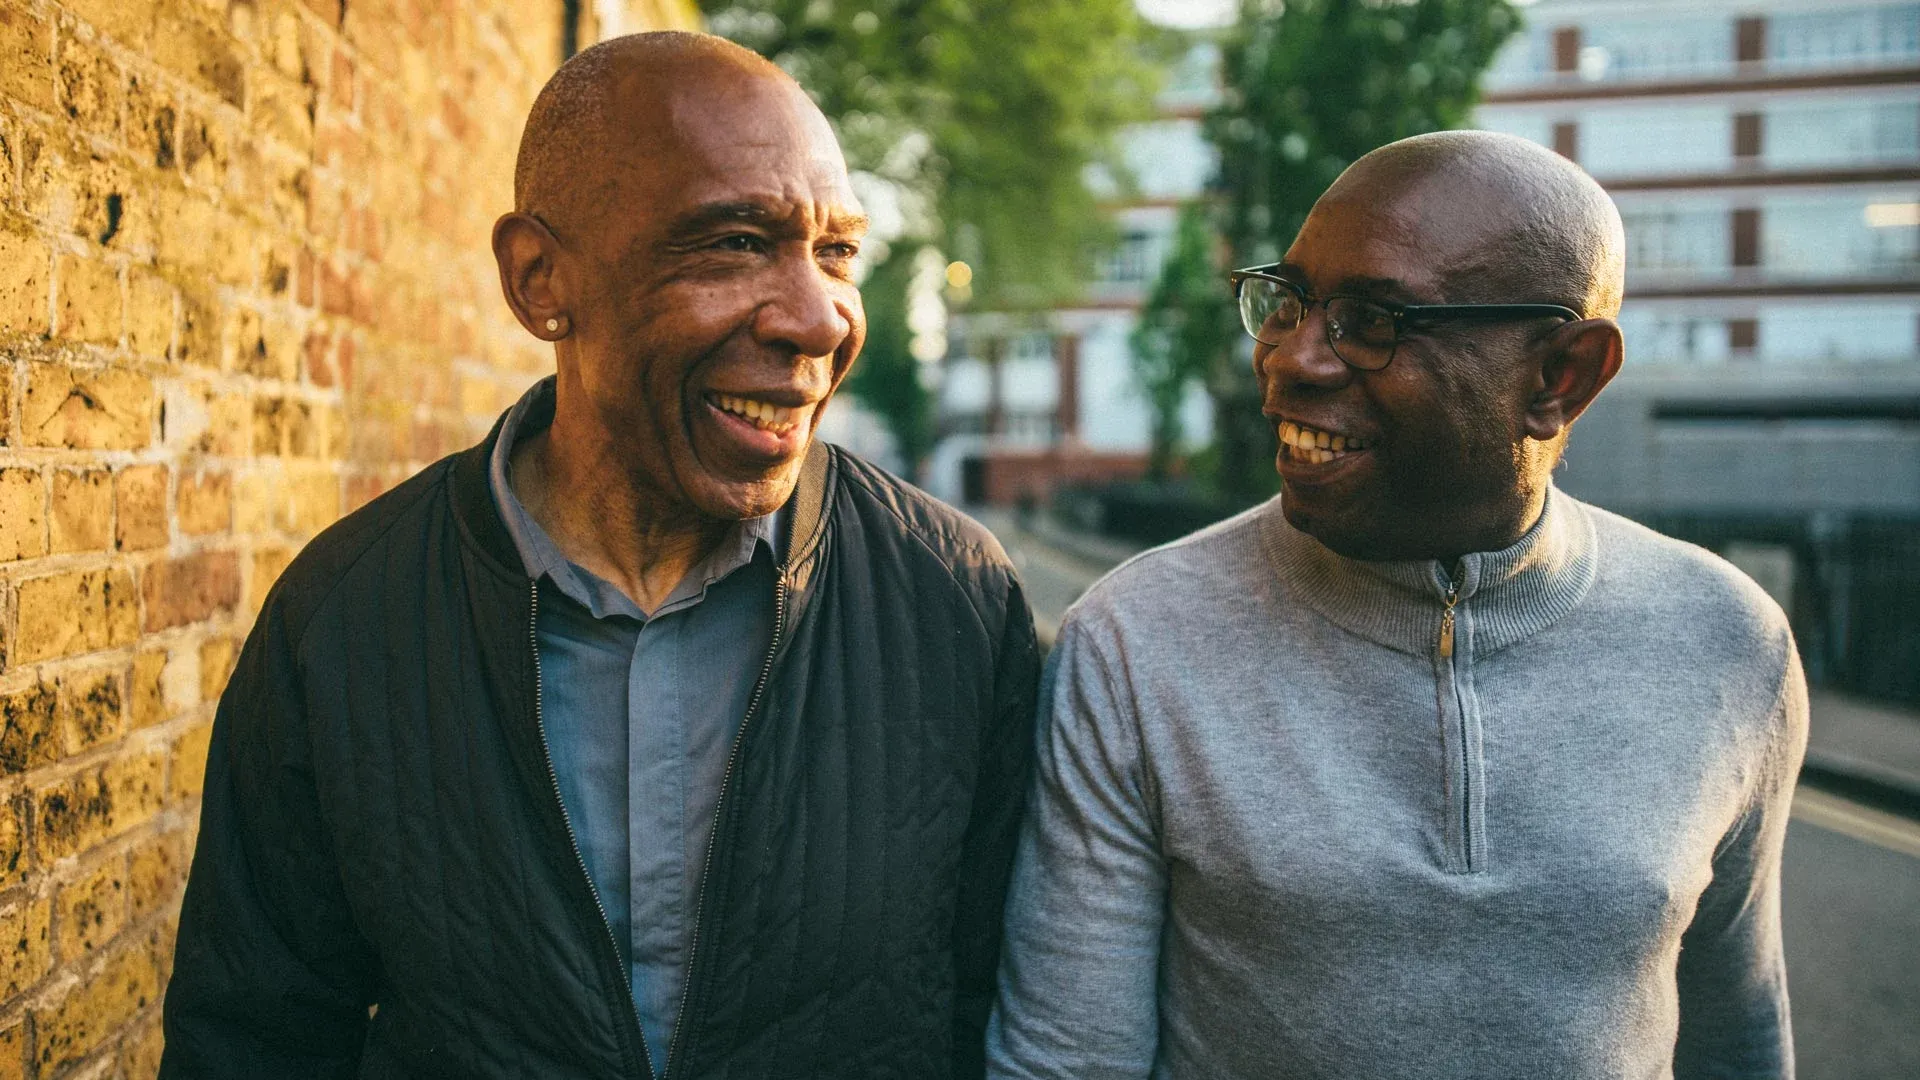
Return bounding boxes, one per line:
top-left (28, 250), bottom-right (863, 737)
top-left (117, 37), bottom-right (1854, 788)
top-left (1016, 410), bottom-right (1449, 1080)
top-left (974, 505), bottom-right (1920, 1079)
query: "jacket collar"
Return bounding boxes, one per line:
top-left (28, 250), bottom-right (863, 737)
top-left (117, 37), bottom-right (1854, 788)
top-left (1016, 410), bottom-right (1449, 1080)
top-left (1258, 486), bottom-right (1598, 658)
top-left (449, 378), bottom-right (836, 588)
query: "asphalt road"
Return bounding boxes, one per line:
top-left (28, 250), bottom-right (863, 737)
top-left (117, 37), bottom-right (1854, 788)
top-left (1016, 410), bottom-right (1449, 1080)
top-left (983, 510), bottom-right (1920, 1077)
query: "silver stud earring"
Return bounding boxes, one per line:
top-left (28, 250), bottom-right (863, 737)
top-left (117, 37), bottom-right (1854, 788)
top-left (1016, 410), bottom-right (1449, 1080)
top-left (545, 318), bottom-right (560, 333)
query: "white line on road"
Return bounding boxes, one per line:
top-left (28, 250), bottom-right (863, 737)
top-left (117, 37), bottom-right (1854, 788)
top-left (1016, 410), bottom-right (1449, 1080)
top-left (1793, 787), bottom-right (1920, 859)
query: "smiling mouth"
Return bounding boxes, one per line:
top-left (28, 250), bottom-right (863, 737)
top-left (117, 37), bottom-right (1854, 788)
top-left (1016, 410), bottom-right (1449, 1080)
top-left (707, 392), bottom-right (802, 436)
top-left (1278, 420), bottom-right (1369, 466)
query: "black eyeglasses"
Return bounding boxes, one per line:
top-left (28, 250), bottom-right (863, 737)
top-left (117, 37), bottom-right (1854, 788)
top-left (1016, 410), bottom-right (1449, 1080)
top-left (1228, 265), bottom-right (1583, 371)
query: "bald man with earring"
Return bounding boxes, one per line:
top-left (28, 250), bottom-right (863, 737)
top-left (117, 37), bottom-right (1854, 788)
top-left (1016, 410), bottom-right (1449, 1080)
top-left (987, 131), bottom-right (1807, 1080)
top-left (162, 33), bottom-right (1039, 1080)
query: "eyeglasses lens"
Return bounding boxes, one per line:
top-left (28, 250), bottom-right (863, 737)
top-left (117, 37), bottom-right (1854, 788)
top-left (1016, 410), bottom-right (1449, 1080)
top-left (1238, 277), bottom-right (1301, 346)
top-left (1324, 298), bottom-right (1397, 370)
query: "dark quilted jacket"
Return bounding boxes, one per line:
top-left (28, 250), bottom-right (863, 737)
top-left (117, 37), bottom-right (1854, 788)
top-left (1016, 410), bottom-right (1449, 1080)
top-left (159, 401), bottom-right (1040, 1080)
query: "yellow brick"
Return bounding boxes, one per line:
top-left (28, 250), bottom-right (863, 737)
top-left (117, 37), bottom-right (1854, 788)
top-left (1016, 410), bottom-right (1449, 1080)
top-left (231, 469), bottom-right (274, 534)
top-left (113, 465), bottom-right (169, 551)
top-left (170, 719), bottom-right (212, 803)
top-left (22, 365), bottom-right (154, 450)
top-left (56, 37), bottom-right (120, 143)
top-left (119, 1009), bottom-right (165, 1080)
top-left (14, 566), bottom-right (138, 664)
top-left (126, 71), bottom-right (176, 172)
top-left (175, 285), bottom-right (219, 369)
top-left (0, 893), bottom-right (51, 997)
top-left (0, 7), bottom-right (55, 113)
top-left (34, 750), bottom-right (165, 865)
top-left (0, 1017), bottom-right (24, 1080)
top-left (0, 682), bottom-right (59, 776)
top-left (0, 798), bottom-right (25, 889)
top-left (198, 635), bottom-right (235, 703)
top-left (60, 0), bottom-right (161, 47)
top-left (176, 469), bottom-right (230, 535)
top-left (0, 230), bottom-right (50, 337)
top-left (129, 649), bottom-right (166, 729)
top-left (34, 936), bottom-right (160, 1074)
top-left (0, 468), bottom-right (47, 561)
top-left (55, 854), bottom-right (128, 961)
top-left (57, 666), bottom-right (124, 757)
top-left (248, 544), bottom-right (293, 612)
top-left (49, 469), bottom-right (112, 554)
top-left (55, 256), bottom-right (123, 345)
top-left (286, 467), bottom-right (339, 535)
top-left (127, 274), bottom-right (174, 359)
top-left (127, 830), bottom-right (185, 922)
top-left (149, 9), bottom-right (244, 109)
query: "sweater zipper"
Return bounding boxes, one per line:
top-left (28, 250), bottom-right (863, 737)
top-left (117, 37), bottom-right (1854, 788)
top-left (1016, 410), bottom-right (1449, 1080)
top-left (662, 563), bottom-right (791, 1080)
top-left (1436, 563), bottom-right (1476, 872)
top-left (528, 580), bottom-right (655, 1080)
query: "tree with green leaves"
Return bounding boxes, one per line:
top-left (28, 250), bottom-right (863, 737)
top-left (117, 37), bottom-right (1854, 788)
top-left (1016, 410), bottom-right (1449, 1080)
top-left (1130, 200), bottom-right (1239, 480)
top-left (1202, 0), bottom-right (1521, 503)
top-left (841, 243), bottom-right (935, 472)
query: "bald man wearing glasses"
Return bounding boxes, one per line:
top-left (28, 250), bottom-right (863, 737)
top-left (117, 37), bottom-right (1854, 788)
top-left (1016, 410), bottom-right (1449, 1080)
top-left (986, 131), bottom-right (1807, 1080)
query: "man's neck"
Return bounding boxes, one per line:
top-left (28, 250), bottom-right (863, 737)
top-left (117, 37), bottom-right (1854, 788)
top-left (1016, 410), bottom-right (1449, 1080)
top-left (509, 424), bottom-right (730, 614)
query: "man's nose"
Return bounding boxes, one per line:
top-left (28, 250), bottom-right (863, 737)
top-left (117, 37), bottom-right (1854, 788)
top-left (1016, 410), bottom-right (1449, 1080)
top-left (1256, 305), bottom-right (1351, 395)
top-left (755, 256), bottom-right (855, 362)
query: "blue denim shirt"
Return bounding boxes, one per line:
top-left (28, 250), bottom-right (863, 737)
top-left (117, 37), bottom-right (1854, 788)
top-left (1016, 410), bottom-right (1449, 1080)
top-left (489, 378), bottom-right (778, 1071)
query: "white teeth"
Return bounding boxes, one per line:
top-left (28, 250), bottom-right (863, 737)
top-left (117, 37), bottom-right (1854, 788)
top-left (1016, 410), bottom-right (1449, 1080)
top-left (713, 394), bottom-right (798, 433)
top-left (1280, 420), bottom-right (1367, 462)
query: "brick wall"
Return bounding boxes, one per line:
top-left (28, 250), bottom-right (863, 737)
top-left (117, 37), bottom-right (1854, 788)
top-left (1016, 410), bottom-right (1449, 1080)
top-left (0, 0), bottom-right (694, 1074)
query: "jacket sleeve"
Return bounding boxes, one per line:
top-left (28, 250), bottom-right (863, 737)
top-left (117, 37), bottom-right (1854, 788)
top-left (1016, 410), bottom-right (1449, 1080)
top-left (1673, 641), bottom-right (1809, 1080)
top-left (160, 594), bottom-right (379, 1079)
top-left (950, 572), bottom-right (1043, 1079)
top-left (985, 614), bottom-right (1163, 1080)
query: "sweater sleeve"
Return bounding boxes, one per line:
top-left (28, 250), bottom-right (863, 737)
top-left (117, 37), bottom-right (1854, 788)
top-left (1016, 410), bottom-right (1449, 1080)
top-left (1673, 638), bottom-right (1810, 1080)
top-left (160, 595), bottom-right (378, 1079)
top-left (986, 614), bottom-right (1165, 1080)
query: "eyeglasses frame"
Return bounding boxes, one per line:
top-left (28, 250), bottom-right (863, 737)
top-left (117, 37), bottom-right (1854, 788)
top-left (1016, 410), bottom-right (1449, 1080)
top-left (1228, 264), bottom-right (1585, 371)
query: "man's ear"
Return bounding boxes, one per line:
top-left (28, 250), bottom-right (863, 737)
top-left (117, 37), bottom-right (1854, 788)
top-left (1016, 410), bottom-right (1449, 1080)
top-left (492, 212), bottom-right (572, 340)
top-left (1524, 318), bottom-right (1623, 442)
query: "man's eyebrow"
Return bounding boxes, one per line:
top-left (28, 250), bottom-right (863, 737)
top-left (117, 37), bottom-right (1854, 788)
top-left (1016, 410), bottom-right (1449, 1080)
top-left (667, 201), bottom-right (870, 239)
top-left (827, 212), bottom-right (871, 237)
top-left (669, 201), bottom-right (780, 236)
top-left (1333, 274), bottom-right (1422, 303)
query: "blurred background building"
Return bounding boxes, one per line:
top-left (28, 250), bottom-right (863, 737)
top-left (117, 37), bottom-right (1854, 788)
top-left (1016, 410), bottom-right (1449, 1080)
top-left (925, 36), bottom-right (1223, 506)
top-left (1477, 0), bottom-right (1920, 707)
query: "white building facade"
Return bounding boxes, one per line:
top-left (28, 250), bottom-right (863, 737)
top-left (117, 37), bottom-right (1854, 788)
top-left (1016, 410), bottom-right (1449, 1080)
top-left (927, 40), bottom-right (1221, 506)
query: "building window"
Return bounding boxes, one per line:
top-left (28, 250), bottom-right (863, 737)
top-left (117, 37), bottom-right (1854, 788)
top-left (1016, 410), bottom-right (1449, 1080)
top-left (1768, 4), bottom-right (1920, 71)
top-left (1763, 192), bottom-right (1920, 275)
top-left (1766, 99), bottom-right (1920, 169)
top-left (1098, 231), bottom-right (1157, 285)
top-left (1621, 205), bottom-right (1733, 276)
top-left (1617, 306), bottom-right (1733, 364)
top-left (1554, 26), bottom-right (1582, 73)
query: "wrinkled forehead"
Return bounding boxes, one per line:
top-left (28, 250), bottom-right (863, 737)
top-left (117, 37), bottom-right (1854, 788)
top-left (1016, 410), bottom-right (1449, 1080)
top-left (609, 70), bottom-right (860, 221)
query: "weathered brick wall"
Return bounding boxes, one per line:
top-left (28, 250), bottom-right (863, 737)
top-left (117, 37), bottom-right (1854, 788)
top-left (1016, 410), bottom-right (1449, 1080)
top-left (0, 0), bottom-right (694, 1074)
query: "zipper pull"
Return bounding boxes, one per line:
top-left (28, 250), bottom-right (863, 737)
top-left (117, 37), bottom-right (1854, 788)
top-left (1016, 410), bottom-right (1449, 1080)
top-left (1439, 584), bottom-right (1460, 659)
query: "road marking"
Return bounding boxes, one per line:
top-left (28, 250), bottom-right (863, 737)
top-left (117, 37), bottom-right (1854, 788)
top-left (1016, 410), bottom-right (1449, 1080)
top-left (1793, 787), bottom-right (1920, 859)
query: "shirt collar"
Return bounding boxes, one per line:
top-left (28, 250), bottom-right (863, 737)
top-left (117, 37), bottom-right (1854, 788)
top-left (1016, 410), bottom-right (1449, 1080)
top-left (487, 376), bottom-right (782, 618)
top-left (1258, 485), bottom-right (1599, 657)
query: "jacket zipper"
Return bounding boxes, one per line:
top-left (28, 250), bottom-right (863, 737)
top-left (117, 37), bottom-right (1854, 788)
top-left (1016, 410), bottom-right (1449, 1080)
top-left (1436, 564), bottom-right (1475, 872)
top-left (662, 566), bottom-right (790, 1080)
top-left (528, 580), bottom-right (655, 1080)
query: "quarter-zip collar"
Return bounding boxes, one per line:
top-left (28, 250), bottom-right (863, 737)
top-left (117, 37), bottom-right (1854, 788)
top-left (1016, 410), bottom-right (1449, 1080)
top-left (1258, 485), bottom-right (1598, 658)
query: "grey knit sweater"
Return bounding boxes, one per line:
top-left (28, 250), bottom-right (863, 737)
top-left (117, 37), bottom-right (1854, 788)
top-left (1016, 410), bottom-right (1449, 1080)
top-left (986, 489), bottom-right (1807, 1080)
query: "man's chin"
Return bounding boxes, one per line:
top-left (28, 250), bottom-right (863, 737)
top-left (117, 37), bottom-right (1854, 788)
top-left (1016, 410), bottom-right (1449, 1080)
top-left (684, 461), bottom-right (805, 524)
